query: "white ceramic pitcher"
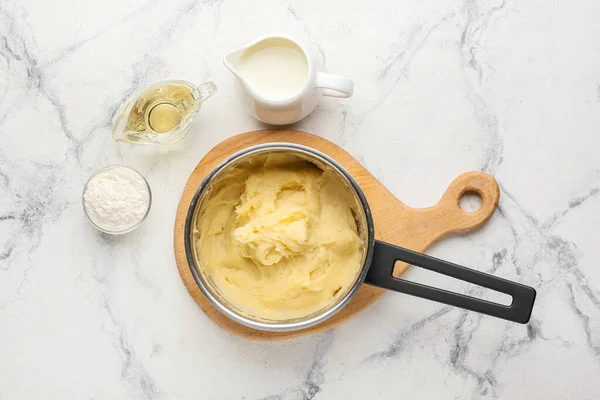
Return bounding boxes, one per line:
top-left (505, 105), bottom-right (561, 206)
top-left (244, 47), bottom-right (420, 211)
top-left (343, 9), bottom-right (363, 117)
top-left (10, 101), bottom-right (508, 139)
top-left (224, 35), bottom-right (354, 125)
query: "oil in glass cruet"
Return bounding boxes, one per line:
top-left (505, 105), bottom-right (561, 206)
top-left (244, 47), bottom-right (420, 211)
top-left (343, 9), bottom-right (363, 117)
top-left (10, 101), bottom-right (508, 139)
top-left (124, 84), bottom-right (196, 136)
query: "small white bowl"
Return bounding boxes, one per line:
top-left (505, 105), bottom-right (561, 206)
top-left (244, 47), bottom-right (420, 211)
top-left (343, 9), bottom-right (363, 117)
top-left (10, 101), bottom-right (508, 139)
top-left (82, 165), bottom-right (152, 235)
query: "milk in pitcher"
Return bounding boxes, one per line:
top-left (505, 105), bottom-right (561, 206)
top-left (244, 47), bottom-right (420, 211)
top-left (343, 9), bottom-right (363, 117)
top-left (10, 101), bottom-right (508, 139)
top-left (235, 39), bottom-right (308, 101)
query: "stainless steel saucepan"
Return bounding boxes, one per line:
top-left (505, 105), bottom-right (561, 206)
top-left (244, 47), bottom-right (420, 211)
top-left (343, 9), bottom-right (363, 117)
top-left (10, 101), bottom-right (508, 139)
top-left (184, 144), bottom-right (536, 332)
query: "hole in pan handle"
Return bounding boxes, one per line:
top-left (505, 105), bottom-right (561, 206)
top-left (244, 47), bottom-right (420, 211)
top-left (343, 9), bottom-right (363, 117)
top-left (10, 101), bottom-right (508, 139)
top-left (365, 240), bottom-right (537, 323)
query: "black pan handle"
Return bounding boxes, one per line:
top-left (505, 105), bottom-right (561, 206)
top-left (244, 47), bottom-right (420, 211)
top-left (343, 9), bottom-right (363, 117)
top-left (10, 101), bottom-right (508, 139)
top-left (365, 240), bottom-right (536, 323)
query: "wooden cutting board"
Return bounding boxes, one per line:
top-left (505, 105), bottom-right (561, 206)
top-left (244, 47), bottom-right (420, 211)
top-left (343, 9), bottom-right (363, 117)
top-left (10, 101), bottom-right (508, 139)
top-left (173, 130), bottom-right (500, 340)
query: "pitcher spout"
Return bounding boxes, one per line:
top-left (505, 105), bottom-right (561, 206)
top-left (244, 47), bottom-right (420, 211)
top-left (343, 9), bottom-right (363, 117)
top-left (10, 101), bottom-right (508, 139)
top-left (223, 41), bottom-right (256, 80)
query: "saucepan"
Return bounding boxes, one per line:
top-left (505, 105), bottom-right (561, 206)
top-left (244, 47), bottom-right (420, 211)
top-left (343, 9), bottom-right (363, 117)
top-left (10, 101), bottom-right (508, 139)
top-left (184, 143), bottom-right (536, 332)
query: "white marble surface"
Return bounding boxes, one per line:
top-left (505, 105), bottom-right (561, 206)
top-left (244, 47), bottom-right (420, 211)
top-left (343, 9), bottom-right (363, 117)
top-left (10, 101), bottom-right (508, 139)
top-left (1, 0), bottom-right (599, 398)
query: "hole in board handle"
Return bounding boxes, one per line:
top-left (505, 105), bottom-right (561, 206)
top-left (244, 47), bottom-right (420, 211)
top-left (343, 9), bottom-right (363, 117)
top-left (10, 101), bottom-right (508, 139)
top-left (460, 191), bottom-right (482, 213)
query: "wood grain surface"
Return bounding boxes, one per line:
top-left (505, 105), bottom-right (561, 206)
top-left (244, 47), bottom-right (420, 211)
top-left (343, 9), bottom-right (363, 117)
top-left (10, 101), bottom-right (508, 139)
top-left (173, 130), bottom-right (500, 340)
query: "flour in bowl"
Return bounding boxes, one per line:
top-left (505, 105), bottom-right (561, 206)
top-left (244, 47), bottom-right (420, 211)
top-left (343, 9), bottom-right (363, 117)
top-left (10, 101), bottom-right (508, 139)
top-left (83, 166), bottom-right (151, 233)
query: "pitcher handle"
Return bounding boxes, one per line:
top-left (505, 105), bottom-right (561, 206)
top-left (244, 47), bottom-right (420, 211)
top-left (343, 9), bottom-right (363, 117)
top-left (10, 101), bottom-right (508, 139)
top-left (316, 72), bottom-right (354, 98)
top-left (196, 81), bottom-right (217, 102)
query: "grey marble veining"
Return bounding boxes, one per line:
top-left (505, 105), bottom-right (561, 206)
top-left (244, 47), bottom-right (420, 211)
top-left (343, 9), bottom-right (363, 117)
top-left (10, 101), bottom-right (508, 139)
top-left (1, 0), bottom-right (599, 398)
